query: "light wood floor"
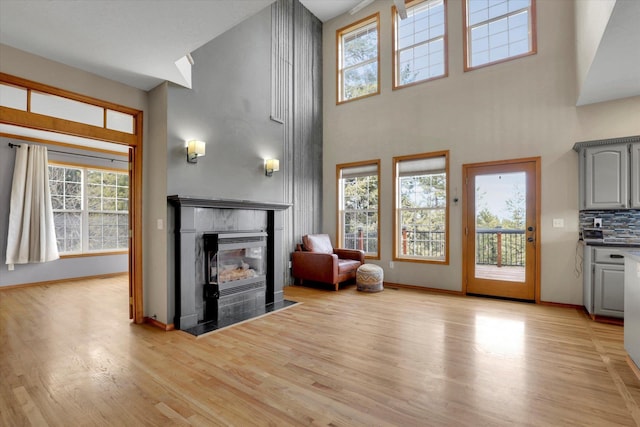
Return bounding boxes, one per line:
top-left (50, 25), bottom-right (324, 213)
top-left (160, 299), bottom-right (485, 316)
top-left (1, 276), bottom-right (639, 426)
top-left (475, 264), bottom-right (526, 282)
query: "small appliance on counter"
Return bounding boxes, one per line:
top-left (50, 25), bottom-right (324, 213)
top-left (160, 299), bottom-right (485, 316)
top-left (580, 227), bottom-right (603, 244)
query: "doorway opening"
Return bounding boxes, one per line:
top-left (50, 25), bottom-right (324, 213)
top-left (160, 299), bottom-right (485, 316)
top-left (0, 73), bottom-right (144, 322)
top-left (462, 157), bottom-right (540, 302)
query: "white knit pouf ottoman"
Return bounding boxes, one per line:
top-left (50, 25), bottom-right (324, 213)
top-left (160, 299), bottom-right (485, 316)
top-left (356, 264), bottom-right (384, 292)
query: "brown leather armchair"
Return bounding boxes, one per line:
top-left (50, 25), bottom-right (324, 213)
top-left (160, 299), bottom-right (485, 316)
top-left (292, 234), bottom-right (365, 291)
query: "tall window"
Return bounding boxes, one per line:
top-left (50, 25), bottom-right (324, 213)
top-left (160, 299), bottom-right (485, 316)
top-left (337, 160), bottom-right (380, 258)
top-left (464, 0), bottom-right (536, 70)
top-left (393, 151), bottom-right (449, 263)
top-left (393, 0), bottom-right (447, 89)
top-left (337, 13), bottom-right (380, 104)
top-left (49, 163), bottom-right (129, 255)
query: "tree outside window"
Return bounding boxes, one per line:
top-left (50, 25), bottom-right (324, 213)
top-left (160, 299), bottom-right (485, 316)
top-left (337, 14), bottom-right (380, 103)
top-left (393, 0), bottom-right (447, 89)
top-left (337, 160), bottom-right (380, 258)
top-left (49, 165), bottom-right (83, 253)
top-left (464, 0), bottom-right (536, 70)
top-left (49, 164), bottom-right (129, 255)
top-left (394, 152), bottom-right (449, 263)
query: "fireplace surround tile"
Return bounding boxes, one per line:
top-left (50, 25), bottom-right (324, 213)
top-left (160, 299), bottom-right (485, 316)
top-left (168, 196), bottom-right (291, 330)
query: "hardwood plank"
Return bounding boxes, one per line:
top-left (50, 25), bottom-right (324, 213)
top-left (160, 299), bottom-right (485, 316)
top-left (474, 264), bottom-right (525, 282)
top-left (1, 277), bottom-right (639, 426)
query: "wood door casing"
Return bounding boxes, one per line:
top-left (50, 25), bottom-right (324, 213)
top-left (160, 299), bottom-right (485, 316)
top-left (462, 157), bottom-right (541, 302)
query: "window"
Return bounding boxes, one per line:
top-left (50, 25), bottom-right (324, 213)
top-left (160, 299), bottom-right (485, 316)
top-left (0, 83), bottom-right (136, 134)
top-left (393, 151), bottom-right (449, 263)
top-left (393, 0), bottom-right (447, 89)
top-left (337, 160), bottom-right (380, 258)
top-left (464, 0), bottom-right (536, 70)
top-left (49, 163), bottom-right (129, 255)
top-left (337, 13), bottom-right (380, 103)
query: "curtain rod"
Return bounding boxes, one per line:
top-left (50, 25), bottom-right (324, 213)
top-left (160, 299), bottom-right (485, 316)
top-left (7, 142), bottom-right (128, 164)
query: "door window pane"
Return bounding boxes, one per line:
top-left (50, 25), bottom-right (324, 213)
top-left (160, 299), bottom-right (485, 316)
top-left (474, 172), bottom-right (526, 282)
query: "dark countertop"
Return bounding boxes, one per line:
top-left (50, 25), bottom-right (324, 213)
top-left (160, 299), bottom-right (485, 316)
top-left (580, 239), bottom-right (640, 248)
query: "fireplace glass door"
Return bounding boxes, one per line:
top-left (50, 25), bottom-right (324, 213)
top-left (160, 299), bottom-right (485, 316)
top-left (203, 231), bottom-right (268, 323)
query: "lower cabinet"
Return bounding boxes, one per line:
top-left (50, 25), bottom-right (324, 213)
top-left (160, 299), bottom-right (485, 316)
top-left (594, 264), bottom-right (624, 317)
top-left (583, 245), bottom-right (627, 319)
top-left (624, 254), bottom-right (640, 370)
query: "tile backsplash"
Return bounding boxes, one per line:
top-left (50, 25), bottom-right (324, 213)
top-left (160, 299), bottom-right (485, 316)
top-left (579, 210), bottom-right (640, 241)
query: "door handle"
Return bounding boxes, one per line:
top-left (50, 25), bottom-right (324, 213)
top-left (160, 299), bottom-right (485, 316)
top-left (527, 226), bottom-right (534, 232)
top-left (527, 237), bottom-right (534, 243)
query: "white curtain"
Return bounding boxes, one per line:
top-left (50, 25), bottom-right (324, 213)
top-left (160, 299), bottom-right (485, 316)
top-left (5, 143), bottom-right (59, 266)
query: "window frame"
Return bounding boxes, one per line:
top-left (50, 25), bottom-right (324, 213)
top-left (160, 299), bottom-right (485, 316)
top-left (336, 13), bottom-right (381, 104)
top-left (392, 151), bottom-right (449, 264)
top-left (336, 159), bottom-right (381, 259)
top-left (463, 0), bottom-right (537, 71)
top-left (49, 160), bottom-right (130, 257)
top-left (392, 0), bottom-right (448, 90)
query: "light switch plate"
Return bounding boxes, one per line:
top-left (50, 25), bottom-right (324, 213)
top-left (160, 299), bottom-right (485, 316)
top-left (552, 218), bottom-right (564, 228)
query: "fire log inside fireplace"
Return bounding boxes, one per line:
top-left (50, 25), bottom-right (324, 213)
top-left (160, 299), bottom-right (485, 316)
top-left (203, 231), bottom-right (267, 323)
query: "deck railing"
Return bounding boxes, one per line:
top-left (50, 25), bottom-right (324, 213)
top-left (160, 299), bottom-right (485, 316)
top-left (475, 228), bottom-right (525, 267)
top-left (344, 229), bottom-right (378, 254)
top-left (400, 228), bottom-right (446, 258)
top-left (346, 227), bottom-right (525, 266)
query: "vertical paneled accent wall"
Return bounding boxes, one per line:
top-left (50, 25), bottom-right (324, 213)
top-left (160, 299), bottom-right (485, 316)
top-left (270, 0), bottom-right (292, 124)
top-left (272, 0), bottom-right (323, 282)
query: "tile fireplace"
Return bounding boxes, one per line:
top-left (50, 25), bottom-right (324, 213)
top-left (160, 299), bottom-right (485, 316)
top-left (167, 196), bottom-right (291, 334)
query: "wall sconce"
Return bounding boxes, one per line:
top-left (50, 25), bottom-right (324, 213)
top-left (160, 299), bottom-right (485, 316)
top-left (265, 158), bottom-right (280, 177)
top-left (186, 140), bottom-right (206, 163)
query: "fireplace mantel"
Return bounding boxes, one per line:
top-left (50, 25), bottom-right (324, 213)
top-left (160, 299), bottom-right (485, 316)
top-left (168, 195), bottom-right (290, 330)
top-left (168, 195), bottom-right (291, 211)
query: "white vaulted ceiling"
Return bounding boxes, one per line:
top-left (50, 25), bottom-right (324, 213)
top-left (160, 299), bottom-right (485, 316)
top-left (0, 0), bottom-right (637, 104)
top-left (0, 0), bottom-right (361, 91)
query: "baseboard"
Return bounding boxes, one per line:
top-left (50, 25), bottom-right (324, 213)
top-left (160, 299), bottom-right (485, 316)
top-left (592, 315), bottom-right (624, 326)
top-left (627, 356), bottom-right (640, 381)
top-left (383, 282), bottom-right (464, 296)
top-left (144, 317), bottom-right (175, 331)
top-left (0, 272), bottom-right (128, 290)
top-left (539, 300), bottom-right (584, 310)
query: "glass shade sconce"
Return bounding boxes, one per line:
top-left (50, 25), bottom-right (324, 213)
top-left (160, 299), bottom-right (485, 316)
top-left (187, 140), bottom-right (206, 163)
top-left (265, 158), bottom-right (280, 177)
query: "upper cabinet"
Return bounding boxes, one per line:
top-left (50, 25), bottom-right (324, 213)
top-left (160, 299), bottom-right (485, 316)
top-left (631, 143), bottom-right (640, 208)
top-left (574, 136), bottom-right (640, 210)
top-left (584, 144), bottom-right (628, 209)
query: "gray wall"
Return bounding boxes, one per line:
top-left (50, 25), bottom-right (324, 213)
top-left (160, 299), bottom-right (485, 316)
top-left (0, 137), bottom-right (128, 287)
top-left (162, 0), bottom-right (323, 324)
top-left (291, 0), bottom-right (324, 246)
top-left (0, 1), bottom-right (323, 320)
top-left (166, 6), bottom-right (284, 201)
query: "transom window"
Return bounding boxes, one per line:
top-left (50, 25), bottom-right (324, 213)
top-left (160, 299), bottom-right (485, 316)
top-left (337, 160), bottom-right (380, 258)
top-left (393, 0), bottom-right (447, 89)
top-left (337, 13), bottom-right (380, 104)
top-left (49, 163), bottom-right (129, 254)
top-left (0, 83), bottom-right (136, 133)
top-left (393, 151), bottom-right (449, 263)
top-left (464, 0), bottom-right (536, 70)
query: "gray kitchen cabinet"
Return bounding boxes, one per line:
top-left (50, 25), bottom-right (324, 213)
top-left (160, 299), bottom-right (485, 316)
top-left (583, 245), bottom-right (626, 319)
top-left (593, 263), bottom-right (624, 318)
top-left (624, 252), bottom-right (640, 371)
top-left (574, 136), bottom-right (640, 210)
top-left (583, 144), bottom-right (628, 209)
top-left (631, 142), bottom-right (640, 208)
